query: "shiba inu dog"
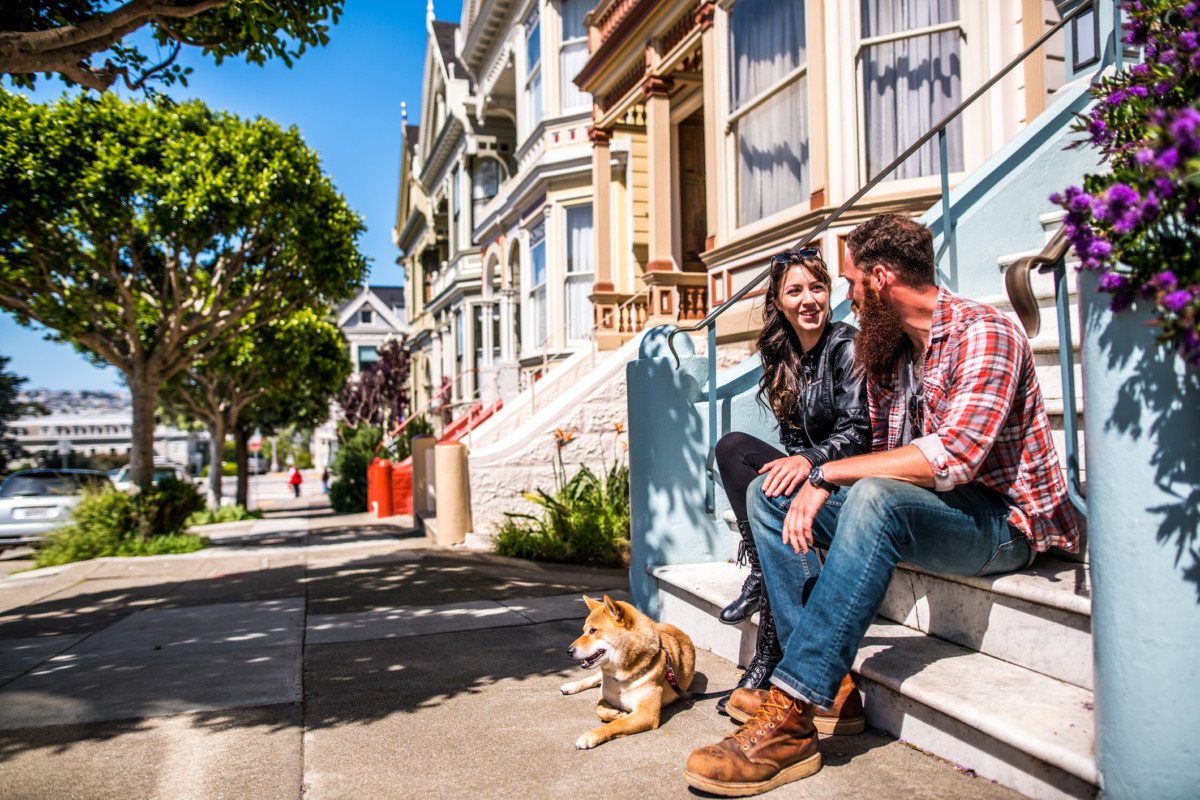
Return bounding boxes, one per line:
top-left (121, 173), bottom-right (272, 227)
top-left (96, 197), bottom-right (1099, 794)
top-left (560, 594), bottom-right (696, 750)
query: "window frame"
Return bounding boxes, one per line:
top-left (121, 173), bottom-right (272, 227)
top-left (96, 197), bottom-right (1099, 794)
top-left (525, 5), bottom-right (544, 134)
top-left (853, 5), bottom-right (966, 185)
top-left (726, 0), bottom-right (812, 229)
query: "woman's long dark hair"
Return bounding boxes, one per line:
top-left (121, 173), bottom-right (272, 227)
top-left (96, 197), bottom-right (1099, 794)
top-left (755, 249), bottom-right (833, 424)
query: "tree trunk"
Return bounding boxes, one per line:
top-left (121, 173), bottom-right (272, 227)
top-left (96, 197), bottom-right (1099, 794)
top-left (208, 416), bottom-right (226, 509)
top-left (127, 371), bottom-right (161, 491)
top-left (235, 424), bottom-right (250, 508)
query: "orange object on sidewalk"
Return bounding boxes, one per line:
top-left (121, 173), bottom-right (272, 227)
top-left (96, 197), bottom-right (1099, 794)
top-left (367, 458), bottom-right (394, 517)
top-left (391, 457), bottom-right (413, 516)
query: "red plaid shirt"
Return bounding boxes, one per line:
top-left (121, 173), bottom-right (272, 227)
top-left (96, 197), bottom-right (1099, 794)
top-left (867, 287), bottom-right (1079, 552)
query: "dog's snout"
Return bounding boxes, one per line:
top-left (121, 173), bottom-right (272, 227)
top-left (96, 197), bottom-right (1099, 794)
top-left (566, 646), bottom-right (576, 658)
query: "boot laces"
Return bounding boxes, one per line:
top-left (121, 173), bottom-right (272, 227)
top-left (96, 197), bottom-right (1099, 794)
top-left (734, 539), bottom-right (748, 567)
top-left (730, 690), bottom-right (792, 749)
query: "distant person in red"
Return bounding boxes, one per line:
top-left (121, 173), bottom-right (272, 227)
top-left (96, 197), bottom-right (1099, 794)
top-left (288, 465), bottom-right (302, 498)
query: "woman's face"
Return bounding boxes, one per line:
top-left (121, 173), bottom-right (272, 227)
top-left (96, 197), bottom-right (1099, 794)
top-left (777, 263), bottom-right (830, 339)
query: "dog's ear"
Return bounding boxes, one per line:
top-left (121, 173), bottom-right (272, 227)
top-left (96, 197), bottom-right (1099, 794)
top-left (603, 595), bottom-right (624, 623)
top-left (583, 595), bottom-right (602, 611)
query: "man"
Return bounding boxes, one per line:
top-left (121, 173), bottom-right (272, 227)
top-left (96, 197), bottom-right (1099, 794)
top-left (683, 213), bottom-right (1079, 797)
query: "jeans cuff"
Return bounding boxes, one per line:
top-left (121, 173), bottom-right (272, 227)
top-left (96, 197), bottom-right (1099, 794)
top-left (769, 672), bottom-right (833, 710)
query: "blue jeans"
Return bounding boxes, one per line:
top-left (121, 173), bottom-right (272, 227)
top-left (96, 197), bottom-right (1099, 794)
top-left (747, 475), bottom-right (1033, 709)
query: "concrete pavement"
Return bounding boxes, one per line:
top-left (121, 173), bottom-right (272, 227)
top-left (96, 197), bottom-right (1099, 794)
top-left (0, 497), bottom-right (1027, 799)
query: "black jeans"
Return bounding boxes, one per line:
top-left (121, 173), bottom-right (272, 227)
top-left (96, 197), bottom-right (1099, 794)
top-left (715, 431), bottom-right (786, 521)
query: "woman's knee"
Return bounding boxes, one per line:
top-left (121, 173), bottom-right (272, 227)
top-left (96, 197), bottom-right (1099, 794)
top-left (715, 431), bottom-right (760, 466)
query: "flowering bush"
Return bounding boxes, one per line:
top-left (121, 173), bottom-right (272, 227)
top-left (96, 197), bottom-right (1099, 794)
top-left (1052, 0), bottom-right (1200, 364)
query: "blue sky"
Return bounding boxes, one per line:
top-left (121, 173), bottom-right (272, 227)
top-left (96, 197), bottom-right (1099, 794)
top-left (1, 0), bottom-right (460, 391)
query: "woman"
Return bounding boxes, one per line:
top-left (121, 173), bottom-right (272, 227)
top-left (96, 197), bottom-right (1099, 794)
top-left (714, 247), bottom-right (870, 709)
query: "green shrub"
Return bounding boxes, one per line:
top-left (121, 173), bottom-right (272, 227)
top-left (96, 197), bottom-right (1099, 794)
top-left (185, 504), bottom-right (264, 526)
top-left (329, 423), bottom-right (383, 513)
top-left (494, 463), bottom-right (630, 567)
top-left (35, 481), bottom-right (208, 567)
top-left (200, 462), bottom-right (238, 477)
top-left (296, 451), bottom-right (314, 469)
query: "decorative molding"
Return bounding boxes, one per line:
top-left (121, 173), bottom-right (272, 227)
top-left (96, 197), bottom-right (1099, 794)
top-left (643, 75), bottom-right (674, 98)
top-left (588, 126), bottom-right (612, 145)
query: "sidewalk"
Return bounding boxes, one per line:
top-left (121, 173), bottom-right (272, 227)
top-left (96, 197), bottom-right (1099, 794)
top-left (0, 499), bottom-right (1025, 799)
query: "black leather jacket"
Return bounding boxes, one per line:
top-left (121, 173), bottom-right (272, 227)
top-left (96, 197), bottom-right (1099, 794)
top-left (777, 321), bottom-right (871, 468)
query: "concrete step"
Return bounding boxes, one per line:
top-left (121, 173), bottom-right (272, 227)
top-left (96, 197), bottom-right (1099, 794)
top-left (651, 559), bottom-right (1097, 800)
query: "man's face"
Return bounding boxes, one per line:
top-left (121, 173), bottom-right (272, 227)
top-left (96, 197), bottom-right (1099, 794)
top-left (850, 254), bottom-right (906, 380)
top-left (843, 250), bottom-right (867, 312)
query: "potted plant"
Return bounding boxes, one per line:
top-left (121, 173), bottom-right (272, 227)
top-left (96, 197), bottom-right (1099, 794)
top-left (1050, 3), bottom-right (1200, 797)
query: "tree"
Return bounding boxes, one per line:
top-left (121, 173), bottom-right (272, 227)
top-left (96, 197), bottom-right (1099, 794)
top-left (0, 91), bottom-right (368, 488)
top-left (338, 338), bottom-right (411, 428)
top-left (0, 355), bottom-right (34, 472)
top-left (161, 307), bottom-right (351, 507)
top-left (0, 0), bottom-right (344, 93)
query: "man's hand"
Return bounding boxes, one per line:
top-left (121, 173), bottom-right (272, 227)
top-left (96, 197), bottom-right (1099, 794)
top-left (758, 454), bottom-right (813, 497)
top-left (782, 481), bottom-right (830, 554)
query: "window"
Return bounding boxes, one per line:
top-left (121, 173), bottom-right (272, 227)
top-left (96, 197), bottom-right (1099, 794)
top-left (860, 0), bottom-right (963, 180)
top-left (473, 158), bottom-right (500, 221)
top-left (559, 0), bottom-right (590, 112)
top-left (358, 346), bottom-right (379, 371)
top-left (564, 205), bottom-right (594, 341)
top-left (729, 0), bottom-right (810, 226)
top-left (527, 219), bottom-right (548, 347)
top-left (525, 6), bottom-right (544, 131)
top-left (452, 164), bottom-right (461, 249)
top-left (360, 308), bottom-right (374, 325)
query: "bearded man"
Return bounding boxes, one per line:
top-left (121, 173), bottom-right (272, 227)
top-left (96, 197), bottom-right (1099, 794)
top-left (683, 213), bottom-right (1080, 797)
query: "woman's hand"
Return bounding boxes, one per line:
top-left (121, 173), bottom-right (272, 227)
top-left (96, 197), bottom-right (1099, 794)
top-left (758, 454), bottom-right (813, 498)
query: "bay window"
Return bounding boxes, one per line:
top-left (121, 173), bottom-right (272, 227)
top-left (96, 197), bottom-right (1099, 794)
top-left (525, 7), bottom-right (544, 132)
top-left (527, 219), bottom-right (547, 347)
top-left (559, 0), bottom-right (590, 113)
top-left (860, 0), bottom-right (963, 180)
top-left (564, 205), bottom-right (594, 342)
top-left (729, 0), bottom-right (809, 227)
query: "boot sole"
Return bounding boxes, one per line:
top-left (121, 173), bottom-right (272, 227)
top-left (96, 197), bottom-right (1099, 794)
top-left (684, 752), bottom-right (822, 796)
top-left (727, 702), bottom-right (865, 735)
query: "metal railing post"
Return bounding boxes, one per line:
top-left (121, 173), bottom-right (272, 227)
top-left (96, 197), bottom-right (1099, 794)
top-left (706, 324), bottom-right (717, 514)
top-left (1053, 261), bottom-right (1087, 515)
top-left (1114, 0), bottom-right (1123, 72)
top-left (938, 126), bottom-right (957, 287)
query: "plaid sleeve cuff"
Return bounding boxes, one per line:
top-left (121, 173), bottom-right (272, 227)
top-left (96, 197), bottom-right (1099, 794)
top-left (912, 434), bottom-right (954, 491)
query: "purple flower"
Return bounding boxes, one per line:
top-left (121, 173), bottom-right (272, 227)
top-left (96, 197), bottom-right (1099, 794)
top-left (1154, 177), bottom-right (1177, 199)
top-left (1180, 32), bottom-right (1199, 51)
top-left (1094, 184), bottom-right (1143, 234)
top-left (1129, 85), bottom-right (1150, 99)
top-left (1151, 271), bottom-right (1179, 293)
top-left (1099, 271), bottom-right (1131, 292)
top-left (1089, 239), bottom-right (1113, 260)
top-left (1131, 63), bottom-right (1151, 76)
top-left (1162, 290), bottom-right (1193, 313)
top-left (1106, 88), bottom-right (1130, 105)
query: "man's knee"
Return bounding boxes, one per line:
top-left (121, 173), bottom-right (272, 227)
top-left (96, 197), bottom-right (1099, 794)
top-left (843, 477), bottom-right (911, 518)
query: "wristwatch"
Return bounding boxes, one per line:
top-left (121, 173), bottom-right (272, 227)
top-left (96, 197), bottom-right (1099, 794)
top-left (807, 465), bottom-right (838, 493)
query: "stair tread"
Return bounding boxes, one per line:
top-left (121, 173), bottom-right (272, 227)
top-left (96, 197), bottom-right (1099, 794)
top-left (654, 554), bottom-right (1090, 619)
top-left (855, 620), bottom-right (1097, 785)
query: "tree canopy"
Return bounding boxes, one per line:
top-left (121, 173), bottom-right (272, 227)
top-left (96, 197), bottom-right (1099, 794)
top-left (338, 338), bottom-right (411, 429)
top-left (161, 307), bottom-right (351, 505)
top-left (0, 0), bottom-right (344, 93)
top-left (0, 90), bottom-right (368, 485)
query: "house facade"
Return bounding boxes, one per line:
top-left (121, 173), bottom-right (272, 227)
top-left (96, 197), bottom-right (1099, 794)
top-left (576, 0), bottom-right (1068, 351)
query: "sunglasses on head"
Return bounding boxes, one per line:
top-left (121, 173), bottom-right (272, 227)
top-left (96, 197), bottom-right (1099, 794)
top-left (771, 246), bottom-right (821, 266)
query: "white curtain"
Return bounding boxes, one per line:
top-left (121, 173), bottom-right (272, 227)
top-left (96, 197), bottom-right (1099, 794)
top-left (473, 158), bottom-right (499, 220)
top-left (729, 0), bottom-right (809, 226)
top-left (565, 205), bottom-right (594, 341)
top-left (861, 0), bottom-right (963, 180)
top-left (738, 78), bottom-right (810, 227)
top-left (729, 0), bottom-right (807, 111)
top-left (528, 221), bottom-right (548, 347)
top-left (561, 41), bottom-right (590, 112)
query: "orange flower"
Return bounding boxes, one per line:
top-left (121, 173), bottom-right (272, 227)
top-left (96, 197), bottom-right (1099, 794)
top-left (612, 420), bottom-right (625, 434)
top-left (554, 427), bottom-right (577, 448)
top-left (620, 439), bottom-right (628, 451)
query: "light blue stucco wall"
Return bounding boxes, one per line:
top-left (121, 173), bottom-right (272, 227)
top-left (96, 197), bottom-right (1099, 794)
top-left (626, 327), bottom-right (777, 617)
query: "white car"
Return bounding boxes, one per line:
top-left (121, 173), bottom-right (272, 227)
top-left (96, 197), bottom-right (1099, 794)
top-left (111, 462), bottom-right (190, 492)
top-left (0, 469), bottom-right (112, 547)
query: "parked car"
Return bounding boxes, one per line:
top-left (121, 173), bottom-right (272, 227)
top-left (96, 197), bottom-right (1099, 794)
top-left (0, 469), bottom-right (112, 548)
top-left (111, 462), bottom-right (190, 492)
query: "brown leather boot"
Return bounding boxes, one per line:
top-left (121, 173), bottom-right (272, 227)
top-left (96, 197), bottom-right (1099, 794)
top-left (684, 686), bottom-right (821, 796)
top-left (726, 674), bottom-right (865, 735)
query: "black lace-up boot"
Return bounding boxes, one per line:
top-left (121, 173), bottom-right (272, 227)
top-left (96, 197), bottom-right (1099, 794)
top-left (719, 520), bottom-right (762, 624)
top-left (717, 587), bottom-right (781, 714)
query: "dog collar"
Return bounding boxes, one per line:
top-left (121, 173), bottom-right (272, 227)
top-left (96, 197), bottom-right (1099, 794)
top-left (664, 650), bottom-right (684, 695)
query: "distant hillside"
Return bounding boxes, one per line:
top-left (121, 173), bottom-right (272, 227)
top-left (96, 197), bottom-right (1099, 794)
top-left (17, 389), bottom-right (131, 416)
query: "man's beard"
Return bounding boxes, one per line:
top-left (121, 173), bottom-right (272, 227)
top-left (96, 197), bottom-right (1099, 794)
top-left (854, 281), bottom-right (906, 381)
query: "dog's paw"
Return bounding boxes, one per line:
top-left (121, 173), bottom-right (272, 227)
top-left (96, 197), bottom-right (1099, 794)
top-left (575, 730), bottom-right (605, 750)
top-left (560, 681), bottom-right (580, 695)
